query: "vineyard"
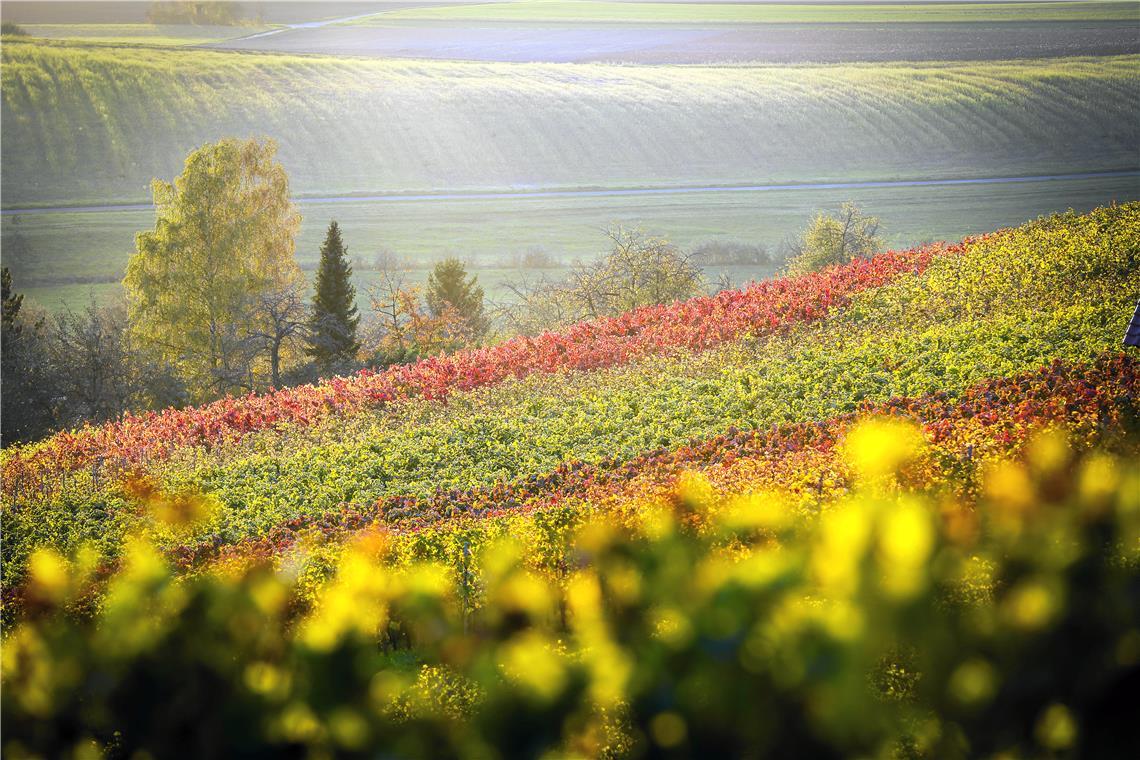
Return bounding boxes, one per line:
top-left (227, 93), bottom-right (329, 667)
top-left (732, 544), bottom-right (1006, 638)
top-left (3, 204), bottom-right (1139, 757)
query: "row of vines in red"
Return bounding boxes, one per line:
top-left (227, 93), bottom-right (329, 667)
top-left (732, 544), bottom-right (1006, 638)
top-left (3, 242), bottom-right (957, 499)
top-left (180, 352), bottom-right (1136, 570)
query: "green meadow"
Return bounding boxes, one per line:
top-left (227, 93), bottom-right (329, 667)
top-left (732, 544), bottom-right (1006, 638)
top-left (8, 173), bottom-right (1135, 311)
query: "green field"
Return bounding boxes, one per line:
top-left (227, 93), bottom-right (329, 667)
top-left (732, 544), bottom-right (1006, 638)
top-left (15, 24), bottom-right (277, 46)
top-left (3, 41), bottom-right (1137, 208)
top-left (362, 0), bottom-right (1139, 24)
top-left (7, 173), bottom-right (1135, 311)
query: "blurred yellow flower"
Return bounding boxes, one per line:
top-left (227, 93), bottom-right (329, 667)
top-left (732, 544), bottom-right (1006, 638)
top-left (1026, 428), bottom-right (1070, 476)
top-left (28, 548), bottom-right (69, 603)
top-left (984, 460), bottom-right (1036, 523)
top-left (721, 491), bottom-right (793, 532)
top-left (651, 606), bottom-right (694, 648)
top-left (878, 498), bottom-right (934, 598)
top-left (949, 658), bottom-right (998, 707)
top-left (277, 703), bottom-right (321, 743)
top-left (1077, 452), bottom-right (1119, 512)
top-left (244, 662), bottom-right (289, 699)
top-left (813, 501), bottom-right (872, 596)
top-left (493, 570), bottom-right (553, 620)
top-left (1004, 579), bottom-right (1061, 631)
top-left (328, 708), bottom-right (369, 749)
top-left (650, 712), bottom-right (687, 748)
top-left (1035, 703), bottom-right (1077, 750)
top-left (497, 631), bottom-right (567, 703)
top-left (843, 417), bottom-right (926, 482)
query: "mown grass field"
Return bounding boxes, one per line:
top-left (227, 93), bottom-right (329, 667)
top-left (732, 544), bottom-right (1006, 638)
top-left (361, 1), bottom-right (1139, 24)
top-left (0, 0), bottom-right (420, 25)
top-left (213, 17), bottom-right (1140, 63)
top-left (3, 41), bottom-right (1137, 209)
top-left (6, 173), bottom-right (1135, 311)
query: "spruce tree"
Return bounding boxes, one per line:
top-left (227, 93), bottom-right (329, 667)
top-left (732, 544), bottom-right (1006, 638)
top-left (307, 221), bottom-right (360, 369)
top-left (426, 257), bottom-right (487, 337)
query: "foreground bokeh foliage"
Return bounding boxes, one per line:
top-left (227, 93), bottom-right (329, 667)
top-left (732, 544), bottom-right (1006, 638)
top-left (3, 424), bottom-right (1138, 759)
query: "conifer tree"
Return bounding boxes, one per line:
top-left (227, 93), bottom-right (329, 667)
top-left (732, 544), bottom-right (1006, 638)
top-left (426, 257), bottom-right (487, 338)
top-left (307, 221), bottom-right (360, 369)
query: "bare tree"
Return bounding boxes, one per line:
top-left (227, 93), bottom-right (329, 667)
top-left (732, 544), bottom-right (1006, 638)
top-left (48, 299), bottom-right (136, 422)
top-left (2, 292), bottom-right (187, 444)
top-left (496, 271), bottom-right (578, 336)
top-left (2, 295), bottom-right (57, 444)
top-left (690, 240), bottom-right (771, 266)
top-left (361, 256), bottom-right (469, 368)
top-left (248, 281), bottom-right (309, 388)
top-left (373, 248), bottom-right (406, 273)
top-left (501, 226), bottom-right (705, 334)
top-left (596, 226), bottom-right (704, 313)
top-left (364, 264), bottom-right (416, 362)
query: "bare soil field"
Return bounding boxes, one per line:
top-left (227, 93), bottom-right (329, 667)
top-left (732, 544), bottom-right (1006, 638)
top-left (212, 20), bottom-right (1140, 62)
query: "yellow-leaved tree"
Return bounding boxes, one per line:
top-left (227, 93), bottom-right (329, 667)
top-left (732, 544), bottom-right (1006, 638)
top-left (125, 138), bottom-right (303, 400)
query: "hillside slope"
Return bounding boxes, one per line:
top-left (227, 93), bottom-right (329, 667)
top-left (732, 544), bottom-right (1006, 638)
top-left (2, 41), bottom-right (1138, 206)
top-left (3, 203), bottom-right (1138, 605)
top-left (3, 205), bottom-right (1139, 759)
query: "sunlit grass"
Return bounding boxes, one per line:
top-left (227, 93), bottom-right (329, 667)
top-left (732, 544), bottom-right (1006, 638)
top-left (3, 39), bottom-right (1136, 212)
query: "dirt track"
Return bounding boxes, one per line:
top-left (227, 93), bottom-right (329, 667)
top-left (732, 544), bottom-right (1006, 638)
top-left (6, 170), bottom-right (1138, 216)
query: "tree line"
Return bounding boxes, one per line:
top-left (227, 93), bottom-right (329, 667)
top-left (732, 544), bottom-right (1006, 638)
top-left (1, 137), bottom-right (881, 445)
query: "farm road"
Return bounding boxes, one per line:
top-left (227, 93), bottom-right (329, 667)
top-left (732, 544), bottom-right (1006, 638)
top-left (4, 170), bottom-right (1138, 216)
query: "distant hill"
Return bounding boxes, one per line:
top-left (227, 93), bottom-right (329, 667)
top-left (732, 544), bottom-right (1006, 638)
top-left (2, 41), bottom-right (1138, 207)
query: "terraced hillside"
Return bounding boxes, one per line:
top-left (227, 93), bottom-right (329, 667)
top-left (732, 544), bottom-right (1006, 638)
top-left (3, 40), bottom-right (1138, 207)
